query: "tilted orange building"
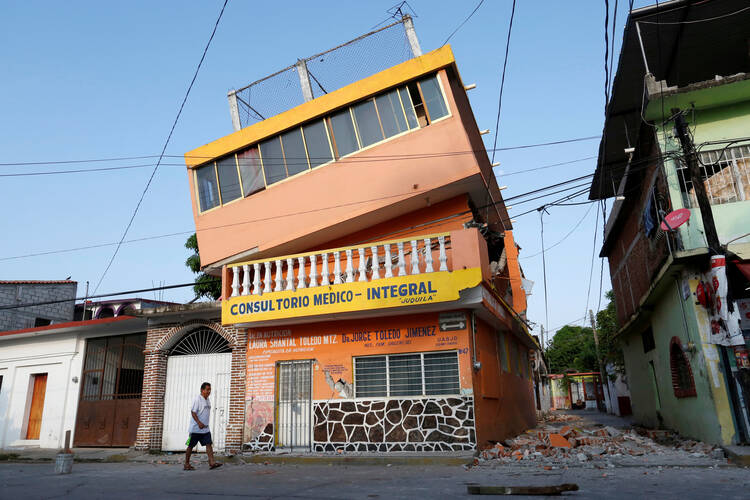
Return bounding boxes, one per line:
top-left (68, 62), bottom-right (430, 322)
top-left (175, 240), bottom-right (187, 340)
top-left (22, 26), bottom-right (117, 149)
top-left (168, 26), bottom-right (537, 453)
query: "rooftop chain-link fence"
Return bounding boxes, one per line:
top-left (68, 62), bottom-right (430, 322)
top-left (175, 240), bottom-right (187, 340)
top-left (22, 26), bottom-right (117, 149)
top-left (231, 17), bottom-right (420, 129)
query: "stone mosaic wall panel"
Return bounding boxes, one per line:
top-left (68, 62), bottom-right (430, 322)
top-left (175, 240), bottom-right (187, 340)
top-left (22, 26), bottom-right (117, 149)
top-left (244, 423), bottom-right (274, 452)
top-left (312, 396), bottom-right (475, 452)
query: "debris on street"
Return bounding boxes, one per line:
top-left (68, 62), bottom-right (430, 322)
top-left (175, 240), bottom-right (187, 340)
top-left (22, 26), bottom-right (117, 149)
top-left (478, 413), bottom-right (725, 466)
top-left (467, 483), bottom-right (579, 495)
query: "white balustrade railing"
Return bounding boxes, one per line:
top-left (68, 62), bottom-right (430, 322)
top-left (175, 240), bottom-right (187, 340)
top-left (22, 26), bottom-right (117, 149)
top-left (226, 233), bottom-right (452, 298)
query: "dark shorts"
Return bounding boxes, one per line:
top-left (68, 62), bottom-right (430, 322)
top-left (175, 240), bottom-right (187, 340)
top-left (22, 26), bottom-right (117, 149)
top-left (187, 432), bottom-right (212, 449)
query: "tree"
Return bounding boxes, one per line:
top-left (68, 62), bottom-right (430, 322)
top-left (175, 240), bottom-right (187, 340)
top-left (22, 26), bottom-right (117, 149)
top-left (546, 325), bottom-right (598, 374)
top-left (596, 290), bottom-right (624, 375)
top-left (185, 233), bottom-right (221, 300)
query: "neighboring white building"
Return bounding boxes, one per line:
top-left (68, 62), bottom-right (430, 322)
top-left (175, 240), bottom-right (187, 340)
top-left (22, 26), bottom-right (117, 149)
top-left (605, 364), bottom-right (632, 417)
top-left (0, 316), bottom-right (146, 450)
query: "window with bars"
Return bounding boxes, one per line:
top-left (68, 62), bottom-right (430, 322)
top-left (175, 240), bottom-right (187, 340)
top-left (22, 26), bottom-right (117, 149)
top-left (195, 73), bottom-right (451, 212)
top-left (669, 336), bottom-right (697, 398)
top-left (676, 144), bottom-right (750, 207)
top-left (354, 351), bottom-right (460, 398)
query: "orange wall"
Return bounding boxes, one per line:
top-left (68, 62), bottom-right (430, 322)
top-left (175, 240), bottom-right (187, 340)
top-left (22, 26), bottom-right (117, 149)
top-left (190, 69), bottom-right (489, 268)
top-left (445, 66), bottom-right (511, 233)
top-left (244, 311), bottom-right (473, 438)
top-left (503, 230), bottom-right (527, 313)
top-left (314, 195), bottom-right (472, 250)
top-left (471, 317), bottom-right (536, 448)
top-left (246, 312), bottom-right (472, 401)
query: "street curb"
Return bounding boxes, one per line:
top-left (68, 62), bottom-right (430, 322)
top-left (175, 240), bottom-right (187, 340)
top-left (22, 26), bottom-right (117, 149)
top-left (239, 454), bottom-right (473, 466)
top-left (722, 447), bottom-right (750, 467)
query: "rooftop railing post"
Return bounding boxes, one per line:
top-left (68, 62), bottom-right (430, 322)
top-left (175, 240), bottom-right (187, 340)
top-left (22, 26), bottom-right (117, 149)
top-left (402, 15), bottom-right (422, 57)
top-left (296, 59), bottom-right (314, 102)
top-left (227, 90), bottom-right (242, 131)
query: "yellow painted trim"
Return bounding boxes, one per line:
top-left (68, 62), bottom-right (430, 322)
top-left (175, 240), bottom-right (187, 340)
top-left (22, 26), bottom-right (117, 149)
top-left (227, 232), bottom-right (450, 268)
top-left (222, 267), bottom-right (481, 325)
top-left (184, 46), bottom-right (457, 168)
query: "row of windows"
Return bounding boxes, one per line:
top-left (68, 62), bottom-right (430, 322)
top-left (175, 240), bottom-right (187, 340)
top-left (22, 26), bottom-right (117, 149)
top-left (195, 74), bottom-right (450, 213)
top-left (354, 351), bottom-right (460, 398)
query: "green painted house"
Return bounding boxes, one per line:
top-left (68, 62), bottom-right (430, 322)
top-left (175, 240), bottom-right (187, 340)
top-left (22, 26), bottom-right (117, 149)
top-left (589, 0), bottom-right (750, 446)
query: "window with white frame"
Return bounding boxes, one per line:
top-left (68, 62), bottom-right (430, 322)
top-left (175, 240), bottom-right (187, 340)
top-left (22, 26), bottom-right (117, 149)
top-left (354, 351), bottom-right (460, 398)
top-left (677, 144), bottom-right (750, 207)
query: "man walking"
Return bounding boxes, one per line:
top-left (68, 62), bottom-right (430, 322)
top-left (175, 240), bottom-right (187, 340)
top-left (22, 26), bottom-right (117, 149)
top-left (184, 382), bottom-right (222, 470)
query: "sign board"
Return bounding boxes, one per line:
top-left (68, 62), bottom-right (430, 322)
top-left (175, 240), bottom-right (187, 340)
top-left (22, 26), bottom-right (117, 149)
top-left (223, 268), bottom-right (482, 325)
top-left (439, 312), bottom-right (467, 331)
top-left (660, 208), bottom-right (691, 231)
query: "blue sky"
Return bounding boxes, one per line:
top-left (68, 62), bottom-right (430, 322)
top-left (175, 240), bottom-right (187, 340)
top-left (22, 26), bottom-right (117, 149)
top-left (0, 1), bottom-right (651, 337)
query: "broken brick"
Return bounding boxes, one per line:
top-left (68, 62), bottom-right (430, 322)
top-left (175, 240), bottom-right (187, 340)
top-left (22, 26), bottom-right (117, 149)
top-left (548, 434), bottom-right (572, 448)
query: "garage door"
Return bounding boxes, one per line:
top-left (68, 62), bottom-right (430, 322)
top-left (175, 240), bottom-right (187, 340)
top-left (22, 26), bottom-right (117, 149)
top-left (161, 328), bottom-right (232, 452)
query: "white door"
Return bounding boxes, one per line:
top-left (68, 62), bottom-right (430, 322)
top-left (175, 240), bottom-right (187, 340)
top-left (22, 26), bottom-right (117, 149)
top-left (161, 353), bottom-right (231, 452)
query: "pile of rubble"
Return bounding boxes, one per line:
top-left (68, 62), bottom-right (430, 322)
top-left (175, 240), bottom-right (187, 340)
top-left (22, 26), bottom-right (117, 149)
top-left (479, 414), bottom-right (724, 466)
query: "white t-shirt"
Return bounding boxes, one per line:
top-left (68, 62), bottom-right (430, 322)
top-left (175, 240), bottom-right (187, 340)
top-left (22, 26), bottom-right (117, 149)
top-left (189, 394), bottom-right (211, 434)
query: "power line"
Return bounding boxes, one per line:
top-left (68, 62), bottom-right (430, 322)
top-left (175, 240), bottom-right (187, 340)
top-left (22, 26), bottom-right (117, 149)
top-left (0, 175), bottom-right (596, 263)
top-left (0, 155), bottom-right (162, 167)
top-left (92, 0), bottom-right (229, 295)
top-left (441, 0), bottom-right (485, 46)
top-left (0, 163), bottom-right (164, 177)
top-left (490, 0), bottom-right (517, 164)
top-left (539, 208), bottom-right (549, 333)
top-left (0, 153), bottom-right (672, 263)
top-left (0, 136), bottom-right (603, 168)
top-left (596, 201), bottom-right (608, 313)
top-left (0, 153), bottom-right (599, 178)
top-left (638, 5), bottom-right (750, 25)
top-left (583, 203), bottom-right (601, 321)
top-left (0, 184), bottom-right (601, 314)
top-left (547, 316), bottom-right (587, 334)
top-left (520, 203), bottom-right (595, 259)
top-left (0, 281), bottom-right (219, 312)
top-left (500, 156), bottom-right (597, 177)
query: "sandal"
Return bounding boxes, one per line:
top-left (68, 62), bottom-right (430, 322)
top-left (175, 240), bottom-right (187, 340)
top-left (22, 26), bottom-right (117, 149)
top-left (184, 464), bottom-right (195, 471)
top-left (210, 463), bottom-right (223, 470)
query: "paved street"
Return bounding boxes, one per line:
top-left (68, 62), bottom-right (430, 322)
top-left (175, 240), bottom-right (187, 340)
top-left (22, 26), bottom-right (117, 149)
top-left (1, 461), bottom-right (748, 499)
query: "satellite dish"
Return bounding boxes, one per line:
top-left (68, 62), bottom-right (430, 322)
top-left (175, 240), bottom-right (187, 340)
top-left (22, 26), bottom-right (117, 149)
top-left (660, 208), bottom-right (691, 231)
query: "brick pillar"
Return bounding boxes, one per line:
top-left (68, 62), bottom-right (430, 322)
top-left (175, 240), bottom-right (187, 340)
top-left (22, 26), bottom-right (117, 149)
top-left (226, 328), bottom-right (247, 454)
top-left (135, 349), bottom-right (168, 450)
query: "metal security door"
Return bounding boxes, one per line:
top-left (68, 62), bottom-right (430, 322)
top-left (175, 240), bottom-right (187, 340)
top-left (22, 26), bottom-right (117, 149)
top-left (212, 372), bottom-right (230, 451)
top-left (276, 360), bottom-right (312, 450)
top-left (161, 353), bottom-right (231, 452)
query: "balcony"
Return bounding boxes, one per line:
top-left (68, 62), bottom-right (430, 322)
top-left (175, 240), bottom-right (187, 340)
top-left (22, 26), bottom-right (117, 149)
top-left (221, 229), bottom-right (490, 326)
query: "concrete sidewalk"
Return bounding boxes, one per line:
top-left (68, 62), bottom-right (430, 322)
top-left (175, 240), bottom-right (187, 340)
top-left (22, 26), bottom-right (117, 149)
top-left (0, 447), bottom-right (473, 466)
top-left (1, 447), bottom-right (153, 463)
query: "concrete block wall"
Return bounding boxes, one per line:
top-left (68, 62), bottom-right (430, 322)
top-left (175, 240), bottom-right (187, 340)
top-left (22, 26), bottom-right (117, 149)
top-left (0, 282), bottom-right (77, 331)
top-left (134, 318), bottom-right (247, 454)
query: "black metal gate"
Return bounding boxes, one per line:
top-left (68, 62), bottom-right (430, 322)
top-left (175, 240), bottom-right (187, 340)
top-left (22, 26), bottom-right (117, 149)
top-left (275, 360), bottom-right (312, 450)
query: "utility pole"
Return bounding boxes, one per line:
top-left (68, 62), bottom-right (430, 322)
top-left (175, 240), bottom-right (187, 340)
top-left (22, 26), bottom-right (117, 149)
top-left (540, 325), bottom-right (546, 354)
top-left (672, 108), bottom-right (721, 253)
top-left (589, 309), bottom-right (611, 413)
top-left (80, 281), bottom-right (89, 321)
